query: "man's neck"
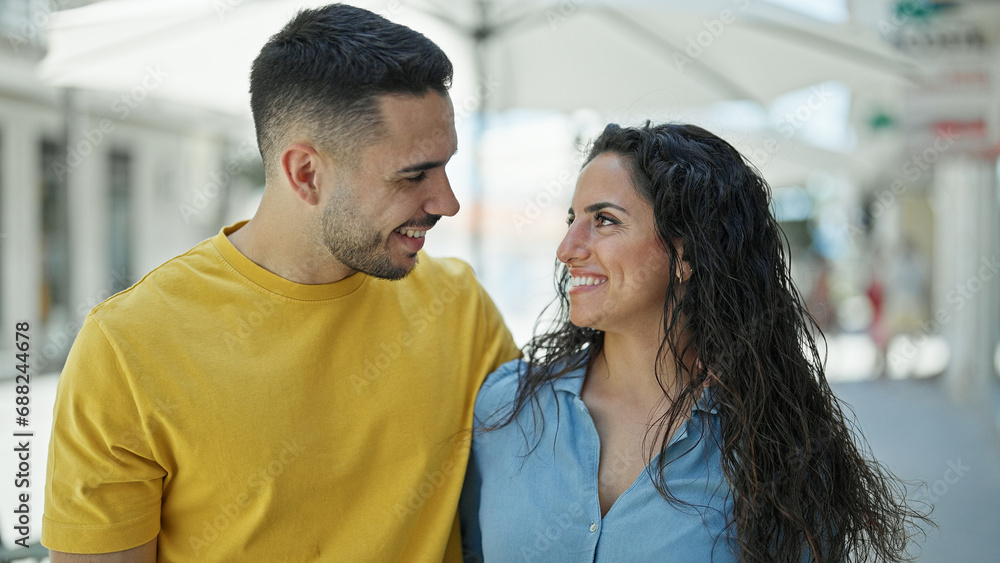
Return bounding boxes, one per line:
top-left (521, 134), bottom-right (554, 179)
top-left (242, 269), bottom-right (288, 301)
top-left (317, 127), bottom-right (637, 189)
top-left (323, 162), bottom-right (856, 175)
top-left (227, 213), bottom-right (356, 285)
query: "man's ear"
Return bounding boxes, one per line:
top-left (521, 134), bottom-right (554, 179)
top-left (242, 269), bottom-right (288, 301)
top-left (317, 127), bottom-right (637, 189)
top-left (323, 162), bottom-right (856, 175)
top-left (280, 143), bottom-right (325, 206)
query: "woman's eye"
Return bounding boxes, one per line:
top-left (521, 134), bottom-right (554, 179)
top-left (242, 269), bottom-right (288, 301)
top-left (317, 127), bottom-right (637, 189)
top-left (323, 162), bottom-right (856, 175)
top-left (596, 213), bottom-right (617, 226)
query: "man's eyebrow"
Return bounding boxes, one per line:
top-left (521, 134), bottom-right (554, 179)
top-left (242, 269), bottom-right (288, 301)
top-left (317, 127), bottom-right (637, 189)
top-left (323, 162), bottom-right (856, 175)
top-left (397, 148), bottom-right (459, 174)
top-left (568, 202), bottom-right (629, 215)
top-left (398, 160), bottom-right (446, 174)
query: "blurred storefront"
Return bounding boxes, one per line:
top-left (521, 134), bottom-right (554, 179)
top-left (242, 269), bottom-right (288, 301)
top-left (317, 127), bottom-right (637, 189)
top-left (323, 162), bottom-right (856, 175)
top-left (852, 0), bottom-right (1000, 423)
top-left (0, 0), bottom-right (263, 374)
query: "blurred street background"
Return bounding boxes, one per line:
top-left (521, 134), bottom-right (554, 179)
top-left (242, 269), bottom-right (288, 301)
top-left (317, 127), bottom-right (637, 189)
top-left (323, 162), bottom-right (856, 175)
top-left (0, 0), bottom-right (998, 559)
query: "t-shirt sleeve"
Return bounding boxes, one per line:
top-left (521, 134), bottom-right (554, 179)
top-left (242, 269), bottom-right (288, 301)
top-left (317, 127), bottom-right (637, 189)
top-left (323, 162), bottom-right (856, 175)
top-left (42, 314), bottom-right (164, 553)
top-left (472, 277), bottom-right (521, 375)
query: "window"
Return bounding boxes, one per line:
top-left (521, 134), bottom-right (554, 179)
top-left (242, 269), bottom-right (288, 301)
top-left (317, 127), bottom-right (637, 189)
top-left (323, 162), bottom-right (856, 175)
top-left (40, 139), bottom-right (70, 335)
top-left (108, 150), bottom-right (132, 292)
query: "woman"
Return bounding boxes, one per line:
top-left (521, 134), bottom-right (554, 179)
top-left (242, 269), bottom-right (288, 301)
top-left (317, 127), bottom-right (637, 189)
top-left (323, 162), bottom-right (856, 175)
top-left (460, 123), bottom-right (929, 562)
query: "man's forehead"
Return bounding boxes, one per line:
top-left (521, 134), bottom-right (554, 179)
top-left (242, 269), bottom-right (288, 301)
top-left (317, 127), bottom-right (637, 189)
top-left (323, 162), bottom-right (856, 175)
top-left (376, 91), bottom-right (455, 128)
top-left (368, 93), bottom-right (456, 163)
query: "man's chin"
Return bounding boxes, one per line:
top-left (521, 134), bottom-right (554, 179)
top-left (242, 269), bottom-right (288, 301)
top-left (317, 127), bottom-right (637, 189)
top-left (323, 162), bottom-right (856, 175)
top-left (366, 253), bottom-right (418, 281)
top-left (396, 252), bottom-right (420, 276)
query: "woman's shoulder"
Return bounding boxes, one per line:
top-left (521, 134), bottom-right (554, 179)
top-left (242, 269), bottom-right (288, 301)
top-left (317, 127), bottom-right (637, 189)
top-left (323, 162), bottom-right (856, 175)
top-left (474, 359), bottom-right (527, 424)
top-left (474, 357), bottom-right (588, 426)
top-left (484, 357), bottom-right (526, 386)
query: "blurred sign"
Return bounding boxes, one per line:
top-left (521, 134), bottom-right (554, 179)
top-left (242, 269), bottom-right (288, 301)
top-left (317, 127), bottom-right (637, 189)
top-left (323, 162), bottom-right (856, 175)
top-left (902, 60), bottom-right (999, 156)
top-left (883, 1), bottom-right (1000, 155)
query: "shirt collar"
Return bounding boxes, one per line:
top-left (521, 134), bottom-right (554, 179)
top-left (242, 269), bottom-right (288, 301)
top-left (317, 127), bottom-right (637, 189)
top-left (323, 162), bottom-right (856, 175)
top-left (550, 363), bottom-right (719, 416)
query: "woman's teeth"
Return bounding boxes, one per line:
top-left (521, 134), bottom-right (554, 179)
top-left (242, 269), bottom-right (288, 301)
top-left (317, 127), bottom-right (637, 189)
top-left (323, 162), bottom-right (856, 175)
top-left (569, 276), bottom-right (606, 287)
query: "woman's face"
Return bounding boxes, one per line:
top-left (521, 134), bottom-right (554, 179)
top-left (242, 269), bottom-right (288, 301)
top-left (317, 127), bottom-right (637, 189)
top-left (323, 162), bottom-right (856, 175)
top-left (557, 152), bottom-right (674, 335)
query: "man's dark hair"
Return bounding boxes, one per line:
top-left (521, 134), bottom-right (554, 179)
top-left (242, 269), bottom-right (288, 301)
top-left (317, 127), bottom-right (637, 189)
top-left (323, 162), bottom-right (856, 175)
top-left (249, 3), bottom-right (453, 179)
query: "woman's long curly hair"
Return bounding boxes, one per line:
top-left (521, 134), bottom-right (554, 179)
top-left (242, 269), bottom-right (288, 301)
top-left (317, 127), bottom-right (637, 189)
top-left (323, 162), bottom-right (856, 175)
top-left (493, 122), bottom-right (931, 562)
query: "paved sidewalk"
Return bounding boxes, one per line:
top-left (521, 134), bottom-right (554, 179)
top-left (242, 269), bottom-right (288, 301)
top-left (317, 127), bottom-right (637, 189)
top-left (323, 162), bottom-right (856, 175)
top-left (833, 379), bottom-right (1000, 562)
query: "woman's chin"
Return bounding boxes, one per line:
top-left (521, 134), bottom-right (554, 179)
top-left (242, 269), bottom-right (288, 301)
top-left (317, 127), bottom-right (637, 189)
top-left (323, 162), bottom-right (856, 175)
top-left (569, 311), bottom-right (602, 331)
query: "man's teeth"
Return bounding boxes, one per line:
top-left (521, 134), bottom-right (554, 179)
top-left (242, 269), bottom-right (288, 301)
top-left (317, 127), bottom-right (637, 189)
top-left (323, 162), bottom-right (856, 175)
top-left (395, 228), bottom-right (427, 238)
top-left (569, 276), bottom-right (606, 287)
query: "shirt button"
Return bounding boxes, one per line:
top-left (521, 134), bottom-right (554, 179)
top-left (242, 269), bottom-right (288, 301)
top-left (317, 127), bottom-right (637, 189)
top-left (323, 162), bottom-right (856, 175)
top-left (589, 522), bottom-right (598, 532)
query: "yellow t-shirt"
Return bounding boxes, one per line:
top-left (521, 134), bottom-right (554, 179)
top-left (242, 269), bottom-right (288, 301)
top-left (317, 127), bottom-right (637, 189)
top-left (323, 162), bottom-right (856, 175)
top-left (42, 222), bottom-right (520, 561)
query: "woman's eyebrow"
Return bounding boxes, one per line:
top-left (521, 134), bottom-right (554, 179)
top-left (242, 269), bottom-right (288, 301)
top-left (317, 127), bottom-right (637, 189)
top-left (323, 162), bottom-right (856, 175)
top-left (583, 202), bottom-right (629, 215)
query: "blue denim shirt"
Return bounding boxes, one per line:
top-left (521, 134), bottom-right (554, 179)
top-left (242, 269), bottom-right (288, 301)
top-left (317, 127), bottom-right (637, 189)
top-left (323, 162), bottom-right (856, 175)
top-left (460, 359), bottom-right (738, 562)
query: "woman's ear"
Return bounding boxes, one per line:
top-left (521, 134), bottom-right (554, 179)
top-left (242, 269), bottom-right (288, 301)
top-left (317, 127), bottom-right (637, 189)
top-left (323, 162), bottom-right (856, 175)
top-left (679, 261), bottom-right (692, 282)
top-left (672, 239), bottom-right (691, 282)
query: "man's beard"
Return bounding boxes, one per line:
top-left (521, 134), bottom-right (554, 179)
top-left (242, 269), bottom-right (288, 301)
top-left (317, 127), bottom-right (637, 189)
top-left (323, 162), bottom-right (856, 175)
top-left (320, 188), bottom-right (441, 281)
top-left (321, 195), bottom-right (410, 281)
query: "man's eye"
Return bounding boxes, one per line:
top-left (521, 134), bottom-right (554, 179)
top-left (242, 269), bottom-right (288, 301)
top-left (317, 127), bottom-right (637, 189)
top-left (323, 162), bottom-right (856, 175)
top-left (404, 172), bottom-right (427, 183)
top-left (565, 215), bottom-right (575, 227)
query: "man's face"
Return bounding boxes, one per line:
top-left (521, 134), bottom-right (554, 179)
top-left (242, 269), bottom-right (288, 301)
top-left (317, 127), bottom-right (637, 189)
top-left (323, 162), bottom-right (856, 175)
top-left (320, 92), bottom-right (459, 280)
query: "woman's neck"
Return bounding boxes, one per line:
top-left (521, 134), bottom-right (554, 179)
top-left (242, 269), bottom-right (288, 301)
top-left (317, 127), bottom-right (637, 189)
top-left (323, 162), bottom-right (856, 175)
top-left (586, 330), bottom-right (678, 411)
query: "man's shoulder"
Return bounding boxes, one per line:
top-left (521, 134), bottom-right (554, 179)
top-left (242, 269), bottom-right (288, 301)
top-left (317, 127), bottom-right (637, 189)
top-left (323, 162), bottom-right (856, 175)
top-left (411, 253), bottom-right (475, 280)
top-left (90, 237), bottom-right (222, 321)
top-left (398, 253), bottom-right (481, 293)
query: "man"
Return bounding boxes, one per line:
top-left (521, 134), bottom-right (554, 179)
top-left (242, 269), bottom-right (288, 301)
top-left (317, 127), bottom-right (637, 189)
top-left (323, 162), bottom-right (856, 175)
top-left (42, 5), bottom-right (519, 561)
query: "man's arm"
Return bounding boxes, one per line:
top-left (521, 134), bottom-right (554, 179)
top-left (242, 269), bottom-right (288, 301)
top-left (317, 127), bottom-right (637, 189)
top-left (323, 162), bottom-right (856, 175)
top-left (49, 538), bottom-right (156, 563)
top-left (43, 315), bottom-right (164, 553)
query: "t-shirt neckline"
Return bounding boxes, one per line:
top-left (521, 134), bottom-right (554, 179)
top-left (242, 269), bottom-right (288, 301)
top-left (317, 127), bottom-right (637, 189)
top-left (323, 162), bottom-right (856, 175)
top-left (211, 220), bottom-right (367, 301)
